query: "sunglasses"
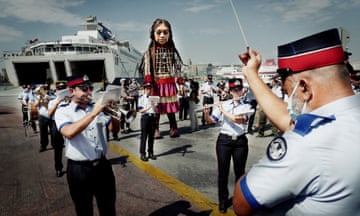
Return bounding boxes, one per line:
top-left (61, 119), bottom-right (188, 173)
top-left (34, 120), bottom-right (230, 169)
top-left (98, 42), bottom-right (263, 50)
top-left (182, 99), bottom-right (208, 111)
top-left (77, 85), bottom-right (94, 92)
top-left (276, 68), bottom-right (293, 82)
top-left (156, 30), bottom-right (169, 35)
top-left (230, 87), bottom-right (243, 92)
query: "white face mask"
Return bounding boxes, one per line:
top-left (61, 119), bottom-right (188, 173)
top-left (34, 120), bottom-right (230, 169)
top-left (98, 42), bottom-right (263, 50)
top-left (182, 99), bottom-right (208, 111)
top-left (287, 81), bottom-right (308, 121)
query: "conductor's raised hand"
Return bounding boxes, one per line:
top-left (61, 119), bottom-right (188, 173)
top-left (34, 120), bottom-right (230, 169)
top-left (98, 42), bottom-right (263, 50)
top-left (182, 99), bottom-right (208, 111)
top-left (238, 48), bottom-right (262, 78)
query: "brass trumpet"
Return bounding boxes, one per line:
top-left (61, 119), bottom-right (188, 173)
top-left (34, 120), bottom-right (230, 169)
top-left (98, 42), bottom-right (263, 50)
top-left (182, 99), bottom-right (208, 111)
top-left (104, 106), bottom-right (137, 123)
top-left (89, 89), bottom-right (137, 123)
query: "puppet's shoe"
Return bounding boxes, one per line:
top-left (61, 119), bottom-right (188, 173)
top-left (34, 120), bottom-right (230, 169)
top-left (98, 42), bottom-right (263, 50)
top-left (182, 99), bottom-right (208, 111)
top-left (169, 128), bottom-right (180, 138)
top-left (154, 129), bottom-right (163, 139)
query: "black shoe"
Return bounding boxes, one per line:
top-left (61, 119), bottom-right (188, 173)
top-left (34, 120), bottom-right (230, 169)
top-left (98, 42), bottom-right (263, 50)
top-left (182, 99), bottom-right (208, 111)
top-left (140, 154), bottom-right (148, 162)
top-left (56, 170), bottom-right (62, 177)
top-left (219, 202), bottom-right (227, 213)
top-left (39, 147), bottom-right (46, 152)
top-left (149, 153), bottom-right (157, 160)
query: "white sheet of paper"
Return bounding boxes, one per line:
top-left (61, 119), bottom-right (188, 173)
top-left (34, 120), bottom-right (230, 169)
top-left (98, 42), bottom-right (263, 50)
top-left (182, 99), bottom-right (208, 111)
top-left (95, 91), bottom-right (117, 105)
top-left (234, 109), bottom-right (255, 116)
top-left (56, 88), bottom-right (71, 100)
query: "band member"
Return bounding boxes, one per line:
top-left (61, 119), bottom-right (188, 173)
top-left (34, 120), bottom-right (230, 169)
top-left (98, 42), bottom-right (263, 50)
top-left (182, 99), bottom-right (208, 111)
top-left (36, 85), bottom-right (52, 152)
top-left (137, 77), bottom-right (157, 161)
top-left (48, 81), bottom-right (70, 177)
top-left (204, 78), bottom-right (253, 213)
top-left (233, 29), bottom-right (360, 215)
top-left (18, 84), bottom-right (37, 132)
top-left (55, 75), bottom-right (118, 215)
top-left (200, 74), bottom-right (218, 126)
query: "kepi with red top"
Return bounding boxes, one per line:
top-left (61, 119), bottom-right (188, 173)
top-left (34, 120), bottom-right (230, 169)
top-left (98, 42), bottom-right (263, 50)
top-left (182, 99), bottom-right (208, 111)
top-left (277, 28), bottom-right (345, 80)
top-left (228, 78), bottom-right (243, 91)
top-left (67, 75), bottom-right (91, 88)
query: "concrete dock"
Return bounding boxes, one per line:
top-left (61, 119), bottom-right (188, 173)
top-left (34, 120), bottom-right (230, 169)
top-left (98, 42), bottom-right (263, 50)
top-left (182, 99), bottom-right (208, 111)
top-left (0, 87), bottom-right (273, 216)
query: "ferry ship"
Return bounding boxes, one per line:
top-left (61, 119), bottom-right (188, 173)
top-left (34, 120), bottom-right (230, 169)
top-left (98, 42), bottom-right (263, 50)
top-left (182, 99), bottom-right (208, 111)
top-left (215, 65), bottom-right (244, 79)
top-left (2, 16), bottom-right (143, 86)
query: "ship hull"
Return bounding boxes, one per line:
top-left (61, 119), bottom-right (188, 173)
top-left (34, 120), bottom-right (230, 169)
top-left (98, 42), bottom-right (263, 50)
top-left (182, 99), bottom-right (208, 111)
top-left (4, 50), bottom-right (141, 86)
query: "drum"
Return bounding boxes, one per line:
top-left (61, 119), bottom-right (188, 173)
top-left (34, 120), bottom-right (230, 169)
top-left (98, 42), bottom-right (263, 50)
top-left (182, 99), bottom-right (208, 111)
top-left (30, 104), bottom-right (39, 121)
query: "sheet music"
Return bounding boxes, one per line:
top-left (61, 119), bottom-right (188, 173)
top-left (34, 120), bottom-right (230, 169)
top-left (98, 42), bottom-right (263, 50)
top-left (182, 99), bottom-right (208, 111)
top-left (94, 85), bottom-right (121, 105)
top-left (56, 88), bottom-right (71, 100)
top-left (234, 109), bottom-right (254, 116)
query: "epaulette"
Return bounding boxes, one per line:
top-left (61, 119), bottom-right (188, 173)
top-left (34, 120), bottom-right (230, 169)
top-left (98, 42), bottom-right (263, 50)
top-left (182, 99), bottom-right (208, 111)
top-left (59, 103), bottom-right (70, 108)
top-left (294, 113), bottom-right (336, 136)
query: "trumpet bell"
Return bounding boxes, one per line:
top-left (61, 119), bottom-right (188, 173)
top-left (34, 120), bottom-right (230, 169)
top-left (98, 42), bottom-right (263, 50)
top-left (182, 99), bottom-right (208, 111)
top-left (105, 107), bottom-right (137, 123)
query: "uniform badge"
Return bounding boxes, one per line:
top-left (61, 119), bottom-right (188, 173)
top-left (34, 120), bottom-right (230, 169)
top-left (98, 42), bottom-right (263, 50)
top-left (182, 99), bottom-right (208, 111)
top-left (267, 137), bottom-right (287, 161)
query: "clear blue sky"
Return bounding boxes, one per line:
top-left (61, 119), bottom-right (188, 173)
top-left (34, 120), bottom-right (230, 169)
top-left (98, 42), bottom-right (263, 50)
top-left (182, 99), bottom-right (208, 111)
top-left (1, 0), bottom-right (360, 66)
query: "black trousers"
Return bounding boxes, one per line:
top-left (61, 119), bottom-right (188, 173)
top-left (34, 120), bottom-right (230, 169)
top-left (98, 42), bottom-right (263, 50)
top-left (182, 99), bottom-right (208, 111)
top-left (51, 121), bottom-right (64, 171)
top-left (39, 116), bottom-right (51, 148)
top-left (140, 114), bottom-right (156, 154)
top-left (67, 157), bottom-right (116, 216)
top-left (179, 97), bottom-right (189, 120)
top-left (216, 134), bottom-right (248, 204)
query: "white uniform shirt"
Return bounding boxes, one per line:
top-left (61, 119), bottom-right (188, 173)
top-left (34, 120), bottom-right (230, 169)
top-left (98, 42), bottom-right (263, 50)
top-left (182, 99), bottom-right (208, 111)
top-left (240, 95), bottom-right (360, 215)
top-left (211, 99), bottom-right (253, 136)
top-left (38, 105), bottom-right (50, 118)
top-left (200, 81), bottom-right (217, 98)
top-left (38, 95), bottom-right (52, 118)
top-left (21, 89), bottom-right (36, 104)
top-left (55, 101), bottom-right (111, 161)
top-left (138, 94), bottom-right (156, 114)
top-left (48, 97), bottom-right (69, 120)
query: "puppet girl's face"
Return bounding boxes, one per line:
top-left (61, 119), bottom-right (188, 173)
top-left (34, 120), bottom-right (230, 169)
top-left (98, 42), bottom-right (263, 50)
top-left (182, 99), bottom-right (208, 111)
top-left (154, 23), bottom-right (169, 45)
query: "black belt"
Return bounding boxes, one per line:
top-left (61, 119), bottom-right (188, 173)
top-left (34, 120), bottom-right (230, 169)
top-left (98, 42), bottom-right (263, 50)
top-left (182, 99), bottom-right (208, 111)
top-left (219, 133), bottom-right (246, 141)
top-left (142, 113), bottom-right (156, 117)
top-left (68, 156), bottom-right (106, 167)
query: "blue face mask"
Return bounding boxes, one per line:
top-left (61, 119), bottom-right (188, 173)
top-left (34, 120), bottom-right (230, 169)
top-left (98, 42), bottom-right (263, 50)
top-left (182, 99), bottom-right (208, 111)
top-left (287, 81), bottom-right (307, 121)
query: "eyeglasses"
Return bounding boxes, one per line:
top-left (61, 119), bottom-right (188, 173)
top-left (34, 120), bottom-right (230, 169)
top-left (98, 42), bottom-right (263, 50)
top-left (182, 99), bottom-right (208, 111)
top-left (78, 85), bottom-right (94, 92)
top-left (276, 68), bottom-right (293, 82)
top-left (156, 30), bottom-right (169, 35)
top-left (230, 87), bottom-right (243, 92)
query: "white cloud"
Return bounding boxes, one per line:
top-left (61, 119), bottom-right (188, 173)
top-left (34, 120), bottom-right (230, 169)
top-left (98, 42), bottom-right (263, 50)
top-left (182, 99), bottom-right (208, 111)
top-left (185, 4), bottom-right (216, 12)
top-left (256, 0), bottom-right (337, 23)
top-left (112, 21), bottom-right (148, 33)
top-left (0, 24), bottom-right (22, 42)
top-left (0, 0), bottom-right (84, 26)
top-left (193, 28), bottom-right (224, 35)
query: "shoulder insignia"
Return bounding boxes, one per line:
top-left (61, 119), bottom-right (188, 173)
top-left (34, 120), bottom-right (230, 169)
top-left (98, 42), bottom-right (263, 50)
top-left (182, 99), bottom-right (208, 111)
top-left (59, 103), bottom-right (69, 108)
top-left (294, 113), bottom-right (336, 136)
top-left (267, 137), bottom-right (287, 161)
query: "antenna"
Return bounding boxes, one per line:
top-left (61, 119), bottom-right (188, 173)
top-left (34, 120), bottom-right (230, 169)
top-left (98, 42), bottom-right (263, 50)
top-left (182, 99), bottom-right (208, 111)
top-left (229, 0), bottom-right (249, 49)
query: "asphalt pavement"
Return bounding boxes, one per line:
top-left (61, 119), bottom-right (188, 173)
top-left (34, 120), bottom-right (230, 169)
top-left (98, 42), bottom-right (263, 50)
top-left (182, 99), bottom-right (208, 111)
top-left (0, 87), bottom-right (273, 216)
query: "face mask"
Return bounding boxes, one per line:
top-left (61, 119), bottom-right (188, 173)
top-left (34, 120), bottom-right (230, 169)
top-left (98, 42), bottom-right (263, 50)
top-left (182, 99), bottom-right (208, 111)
top-left (287, 81), bottom-right (308, 121)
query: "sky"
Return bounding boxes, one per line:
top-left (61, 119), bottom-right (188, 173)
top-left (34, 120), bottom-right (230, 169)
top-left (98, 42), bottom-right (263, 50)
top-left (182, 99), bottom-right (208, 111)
top-left (1, 0), bottom-right (360, 67)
